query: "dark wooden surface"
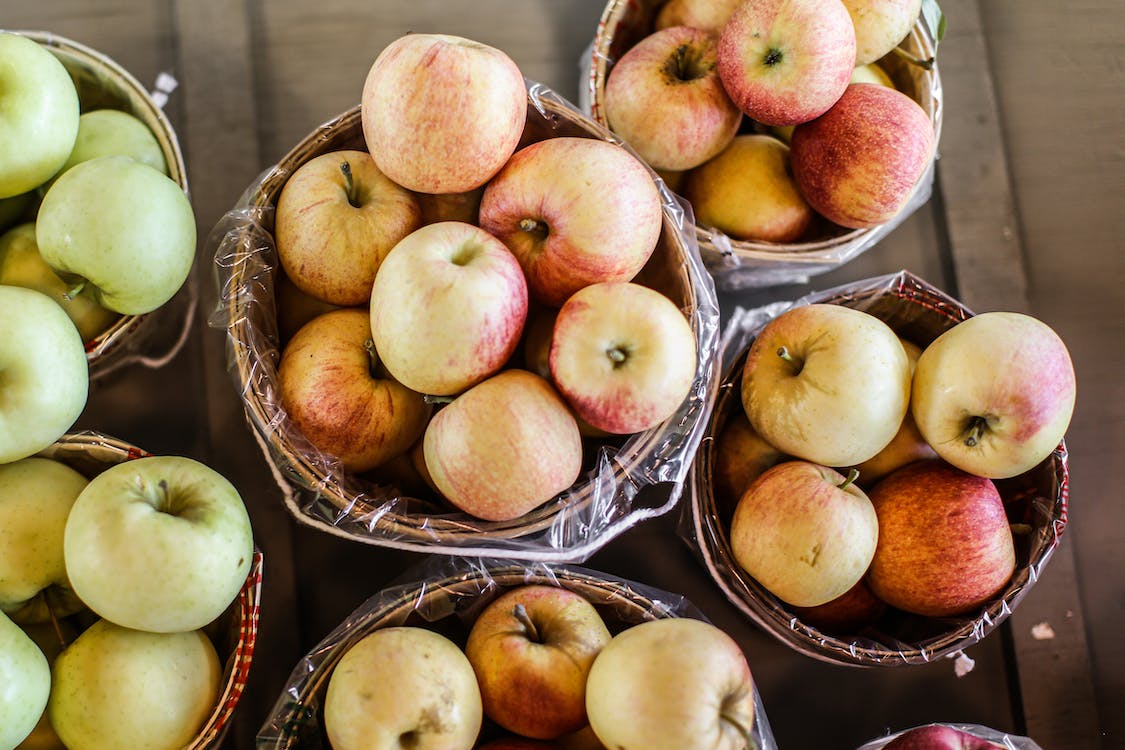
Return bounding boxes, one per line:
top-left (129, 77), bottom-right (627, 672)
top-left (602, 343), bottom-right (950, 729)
top-left (3, 1), bottom-right (1120, 748)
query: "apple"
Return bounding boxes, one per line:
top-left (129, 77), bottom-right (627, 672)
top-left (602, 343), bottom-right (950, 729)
top-left (15, 620), bottom-right (76, 750)
top-left (36, 155), bottom-right (196, 315)
top-left (275, 149), bottom-right (421, 306)
top-left (478, 137), bottom-right (663, 307)
top-left (740, 303), bottom-right (911, 467)
top-left (323, 626), bottom-right (482, 750)
top-left (369, 221), bottom-right (528, 396)
top-left (274, 271), bottom-right (343, 344)
top-left (466, 585), bottom-right (611, 740)
top-left (729, 461), bottom-right (879, 607)
top-left (0, 223), bottom-right (120, 342)
top-left (654, 0), bottom-right (742, 33)
top-left (866, 459), bottom-right (1016, 617)
top-left (911, 311), bottom-right (1076, 479)
top-left (717, 0), bottom-right (857, 126)
top-left (682, 134), bottom-right (815, 243)
top-left (278, 308), bottom-right (431, 473)
top-left (549, 282), bottom-right (696, 435)
top-left (478, 740), bottom-right (559, 750)
top-left (851, 61), bottom-right (896, 88)
top-left (414, 187), bottom-right (484, 226)
top-left (853, 410), bottom-right (937, 488)
top-left (604, 26), bottom-right (742, 172)
top-left (0, 33), bottom-right (80, 199)
top-left (0, 610), bottom-right (50, 750)
top-left (788, 578), bottom-right (887, 634)
top-left (0, 286), bottom-right (88, 465)
top-left (44, 108), bottom-right (167, 191)
top-left (710, 411), bottom-right (786, 514)
top-left (361, 33), bottom-right (526, 194)
top-left (841, 0), bottom-right (923, 66)
top-left (0, 457), bottom-right (89, 625)
top-left (423, 369), bottom-right (583, 522)
top-left (63, 455), bottom-right (254, 633)
top-left (790, 83), bottom-right (934, 229)
top-left (585, 617), bottom-right (756, 750)
top-left (881, 724), bottom-right (1005, 750)
top-left (47, 619), bottom-right (220, 750)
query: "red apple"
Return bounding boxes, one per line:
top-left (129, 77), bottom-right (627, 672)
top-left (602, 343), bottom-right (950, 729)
top-left (710, 411), bottom-right (787, 514)
top-left (882, 724), bottom-right (1006, 750)
top-left (789, 578), bottom-right (888, 634)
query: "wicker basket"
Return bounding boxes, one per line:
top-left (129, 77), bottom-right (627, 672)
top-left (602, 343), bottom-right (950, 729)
top-left (213, 82), bottom-right (720, 561)
top-left (685, 271), bottom-right (1069, 666)
top-left (585, 1), bottom-right (944, 290)
top-left (12, 30), bottom-right (195, 378)
top-left (35, 431), bottom-right (263, 748)
top-left (255, 559), bottom-right (776, 749)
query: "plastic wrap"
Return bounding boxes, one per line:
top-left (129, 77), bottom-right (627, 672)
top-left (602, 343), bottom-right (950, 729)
top-left (33, 430), bottom-right (263, 749)
top-left (208, 81), bottom-right (721, 562)
top-left (683, 271), bottom-right (1069, 666)
top-left (255, 556), bottom-right (777, 749)
top-left (579, 1), bottom-right (945, 291)
top-left (10, 31), bottom-right (197, 380)
top-left (856, 723), bottom-right (1043, 750)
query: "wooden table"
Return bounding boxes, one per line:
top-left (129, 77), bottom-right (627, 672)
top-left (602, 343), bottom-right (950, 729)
top-left (4, 1), bottom-right (1118, 748)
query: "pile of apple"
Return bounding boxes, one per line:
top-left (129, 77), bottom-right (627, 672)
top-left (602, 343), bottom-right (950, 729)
top-left (600, 0), bottom-right (936, 242)
top-left (271, 33), bottom-right (698, 523)
top-left (711, 299), bottom-right (1075, 632)
top-left (319, 583), bottom-right (760, 750)
top-left (0, 446), bottom-right (256, 749)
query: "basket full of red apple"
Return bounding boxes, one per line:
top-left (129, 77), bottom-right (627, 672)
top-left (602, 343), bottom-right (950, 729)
top-left (212, 33), bottom-right (720, 560)
top-left (586, 0), bottom-right (943, 289)
top-left (686, 270), bottom-right (1073, 666)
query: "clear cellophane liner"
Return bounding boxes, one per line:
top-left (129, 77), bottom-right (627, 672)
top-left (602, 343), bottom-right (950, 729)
top-left (682, 271), bottom-right (1069, 666)
top-left (857, 723), bottom-right (1043, 750)
top-left (207, 81), bottom-right (721, 562)
top-left (255, 557), bottom-right (778, 750)
top-left (34, 430), bottom-right (263, 749)
top-left (11, 30), bottom-right (197, 380)
top-left (579, 1), bottom-right (945, 291)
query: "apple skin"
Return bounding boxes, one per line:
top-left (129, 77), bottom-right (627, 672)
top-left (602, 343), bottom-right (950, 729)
top-left (585, 618), bottom-right (756, 750)
top-left (790, 83), bottom-right (934, 229)
top-left (323, 626), bottom-right (482, 750)
top-left (478, 137), bottom-right (663, 308)
top-left (415, 187), bottom-right (484, 226)
top-left (465, 585), bottom-right (611, 740)
top-left (424, 370), bottom-right (583, 522)
top-left (605, 26), bottom-right (742, 172)
top-left (866, 460), bottom-right (1016, 618)
top-left (361, 33), bottom-right (526, 194)
top-left (851, 61), bottom-right (896, 88)
top-left (0, 610), bottom-right (51, 750)
top-left (852, 411), bottom-right (937, 488)
top-left (740, 303), bottom-right (911, 467)
top-left (274, 271), bottom-right (343, 345)
top-left (549, 282), bottom-right (696, 435)
top-left (0, 33), bottom-right (80, 199)
top-left (278, 308), bottom-right (432, 473)
top-left (44, 108), bottom-right (167, 191)
top-left (15, 620), bottom-right (76, 750)
top-left (911, 312), bottom-right (1076, 479)
top-left (369, 221), bottom-right (528, 396)
top-left (717, 0), bottom-right (857, 127)
top-left (655, 0), bottom-right (742, 34)
top-left (0, 457), bottom-right (89, 625)
top-left (882, 724), bottom-right (1004, 750)
top-left (710, 411), bottom-right (787, 514)
top-left (47, 619), bottom-right (220, 750)
top-left (841, 0), bottom-right (923, 66)
top-left (0, 285), bottom-right (89, 465)
top-left (729, 461), bottom-right (879, 607)
top-left (789, 577), bottom-right (888, 634)
top-left (63, 455), bottom-right (254, 633)
top-left (275, 149), bottom-right (420, 306)
top-left (682, 134), bottom-right (815, 243)
top-left (36, 155), bottom-right (196, 315)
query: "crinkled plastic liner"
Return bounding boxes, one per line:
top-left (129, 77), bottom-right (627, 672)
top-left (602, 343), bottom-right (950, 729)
top-left (255, 557), bottom-right (777, 749)
top-left (208, 81), bottom-right (720, 562)
top-left (682, 271), bottom-right (1069, 666)
top-left (857, 723), bottom-right (1043, 750)
top-left (12, 31), bottom-right (196, 380)
top-left (579, 2), bottom-right (945, 291)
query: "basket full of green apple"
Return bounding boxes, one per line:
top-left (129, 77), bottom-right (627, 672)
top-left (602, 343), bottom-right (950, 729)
top-left (0, 431), bottom-right (262, 750)
top-left (686, 270), bottom-right (1073, 666)
top-left (212, 33), bottom-right (720, 560)
top-left (256, 559), bottom-right (776, 750)
top-left (586, 0), bottom-right (943, 288)
top-left (0, 30), bottom-right (197, 377)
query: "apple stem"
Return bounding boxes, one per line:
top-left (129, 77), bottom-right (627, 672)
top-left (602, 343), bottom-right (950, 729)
top-left (963, 417), bottom-right (987, 447)
top-left (518, 217), bottom-right (549, 241)
top-left (47, 599), bottom-right (68, 650)
top-left (363, 338), bottom-right (383, 378)
top-left (838, 467), bottom-right (860, 491)
top-left (63, 279), bottom-right (87, 301)
top-left (512, 603), bottom-right (541, 643)
top-left (340, 160), bottom-right (359, 207)
top-left (423, 394), bottom-right (455, 405)
top-left (891, 45), bottom-right (936, 71)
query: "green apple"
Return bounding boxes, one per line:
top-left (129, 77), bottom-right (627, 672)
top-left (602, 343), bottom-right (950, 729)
top-left (47, 619), bottom-right (220, 750)
top-left (16, 620), bottom-right (77, 750)
top-left (0, 610), bottom-right (51, 749)
top-left (0, 457), bottom-right (89, 625)
top-left (63, 455), bottom-right (254, 633)
top-left (36, 155), bottom-right (196, 315)
top-left (0, 285), bottom-right (89, 465)
top-left (0, 223), bottom-right (120, 342)
top-left (0, 33), bottom-right (80, 199)
top-left (42, 109), bottom-right (167, 192)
